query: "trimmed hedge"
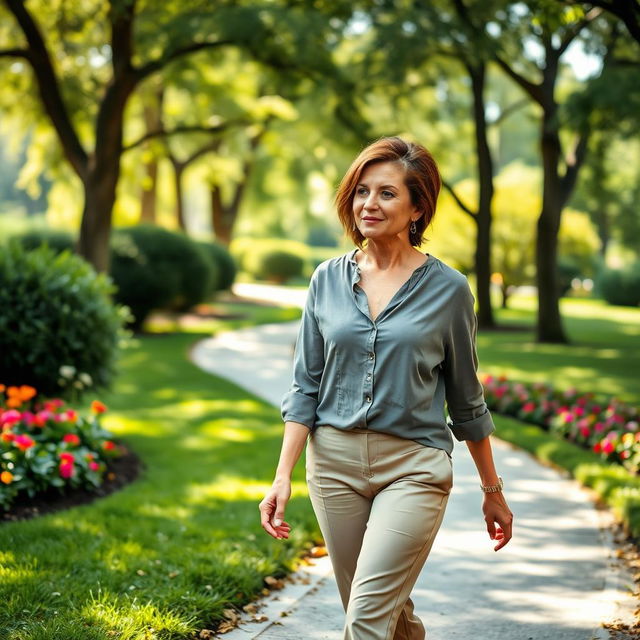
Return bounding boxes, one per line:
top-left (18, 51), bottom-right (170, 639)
top-left (14, 229), bottom-right (75, 254)
top-left (0, 243), bottom-right (126, 399)
top-left (197, 241), bottom-right (236, 292)
top-left (598, 262), bottom-right (640, 307)
top-left (110, 225), bottom-right (215, 329)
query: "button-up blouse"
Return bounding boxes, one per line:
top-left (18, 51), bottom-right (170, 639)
top-left (281, 248), bottom-right (495, 454)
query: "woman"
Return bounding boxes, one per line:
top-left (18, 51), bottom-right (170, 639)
top-left (259, 136), bottom-right (513, 640)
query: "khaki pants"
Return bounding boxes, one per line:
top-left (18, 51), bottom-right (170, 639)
top-left (306, 426), bottom-right (453, 640)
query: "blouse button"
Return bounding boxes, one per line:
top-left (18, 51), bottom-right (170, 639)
top-left (368, 353), bottom-right (374, 360)
top-left (366, 395), bottom-right (372, 403)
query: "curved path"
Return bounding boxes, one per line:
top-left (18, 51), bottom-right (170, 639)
top-left (191, 283), bottom-right (635, 640)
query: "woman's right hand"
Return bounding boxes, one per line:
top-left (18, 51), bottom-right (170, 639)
top-left (259, 478), bottom-right (292, 539)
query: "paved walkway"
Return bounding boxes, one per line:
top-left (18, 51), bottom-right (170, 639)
top-left (190, 283), bottom-right (635, 640)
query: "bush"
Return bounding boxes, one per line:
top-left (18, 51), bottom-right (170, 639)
top-left (0, 386), bottom-right (123, 509)
top-left (0, 243), bottom-right (126, 399)
top-left (197, 241), bottom-right (237, 292)
top-left (110, 225), bottom-right (216, 328)
top-left (15, 229), bottom-right (75, 254)
top-left (246, 248), bottom-right (305, 283)
top-left (557, 257), bottom-right (581, 297)
top-left (598, 263), bottom-right (640, 307)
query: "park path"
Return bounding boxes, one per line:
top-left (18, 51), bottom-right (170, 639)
top-left (190, 282), bottom-right (635, 640)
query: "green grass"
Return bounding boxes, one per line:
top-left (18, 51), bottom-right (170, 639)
top-left (480, 295), bottom-right (640, 405)
top-left (1, 292), bottom-right (638, 638)
top-left (0, 305), bottom-right (317, 640)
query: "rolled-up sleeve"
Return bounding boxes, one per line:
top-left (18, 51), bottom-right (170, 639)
top-left (281, 271), bottom-right (324, 430)
top-left (442, 281), bottom-right (496, 442)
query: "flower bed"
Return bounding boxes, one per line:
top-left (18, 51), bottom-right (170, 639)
top-left (481, 375), bottom-right (640, 474)
top-left (0, 384), bottom-right (124, 509)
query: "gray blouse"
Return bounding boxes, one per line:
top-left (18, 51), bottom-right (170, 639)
top-left (281, 248), bottom-right (495, 454)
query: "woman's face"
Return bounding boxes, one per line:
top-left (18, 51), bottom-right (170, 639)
top-left (352, 161), bottom-right (419, 244)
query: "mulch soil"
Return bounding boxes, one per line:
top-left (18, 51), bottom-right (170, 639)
top-left (0, 445), bottom-right (143, 524)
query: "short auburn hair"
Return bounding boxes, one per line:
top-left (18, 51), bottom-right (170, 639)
top-left (335, 136), bottom-right (441, 248)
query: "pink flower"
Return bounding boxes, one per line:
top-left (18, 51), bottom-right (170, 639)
top-left (574, 407), bottom-right (585, 417)
top-left (59, 461), bottom-right (74, 479)
top-left (602, 440), bottom-right (615, 454)
top-left (0, 410), bottom-right (21, 427)
top-left (89, 461), bottom-right (100, 472)
top-left (579, 426), bottom-right (591, 438)
top-left (62, 433), bottom-right (80, 446)
top-left (43, 399), bottom-right (64, 412)
top-left (522, 402), bottom-right (536, 413)
top-left (14, 434), bottom-right (35, 451)
top-left (594, 422), bottom-right (605, 433)
top-left (59, 452), bottom-right (75, 463)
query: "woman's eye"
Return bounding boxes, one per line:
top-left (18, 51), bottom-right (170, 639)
top-left (382, 191), bottom-right (394, 198)
top-left (356, 187), bottom-right (368, 196)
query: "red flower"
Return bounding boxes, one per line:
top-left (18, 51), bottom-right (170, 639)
top-left (62, 433), bottom-right (81, 446)
top-left (593, 442), bottom-right (602, 453)
top-left (602, 440), bottom-right (615, 454)
top-left (91, 400), bottom-right (107, 415)
top-left (59, 452), bottom-right (75, 463)
top-left (522, 402), bottom-right (536, 413)
top-left (89, 461), bottom-right (100, 472)
top-left (14, 434), bottom-right (35, 451)
top-left (59, 461), bottom-right (74, 479)
top-left (43, 399), bottom-right (64, 412)
top-left (102, 440), bottom-right (116, 451)
top-left (1, 431), bottom-right (15, 443)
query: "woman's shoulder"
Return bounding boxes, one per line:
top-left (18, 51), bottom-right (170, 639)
top-left (428, 255), bottom-right (470, 288)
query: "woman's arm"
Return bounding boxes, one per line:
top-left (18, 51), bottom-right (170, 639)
top-left (259, 421), bottom-right (310, 539)
top-left (465, 436), bottom-right (513, 552)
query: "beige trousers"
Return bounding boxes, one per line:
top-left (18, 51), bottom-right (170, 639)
top-left (306, 426), bottom-right (453, 640)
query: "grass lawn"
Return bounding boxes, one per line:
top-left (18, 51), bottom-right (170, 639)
top-left (0, 304), bottom-right (318, 640)
top-left (480, 295), bottom-right (640, 406)
top-left (0, 291), bottom-right (637, 639)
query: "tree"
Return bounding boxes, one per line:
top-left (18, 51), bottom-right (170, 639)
top-left (0, 0), bottom-right (355, 271)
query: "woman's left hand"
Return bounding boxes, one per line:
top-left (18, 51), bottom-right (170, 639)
top-left (482, 492), bottom-right (513, 551)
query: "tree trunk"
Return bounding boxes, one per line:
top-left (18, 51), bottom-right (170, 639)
top-left (536, 108), bottom-right (567, 343)
top-left (501, 283), bottom-right (509, 309)
top-left (210, 186), bottom-right (233, 245)
top-left (77, 169), bottom-right (119, 273)
top-left (140, 158), bottom-right (158, 223)
top-left (172, 161), bottom-right (187, 231)
top-left (469, 63), bottom-right (496, 329)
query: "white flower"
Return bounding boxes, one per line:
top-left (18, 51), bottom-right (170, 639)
top-left (59, 365), bottom-right (76, 379)
top-left (78, 372), bottom-right (93, 387)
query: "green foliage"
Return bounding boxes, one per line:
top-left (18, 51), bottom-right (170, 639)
top-left (196, 241), bottom-right (236, 292)
top-left (231, 237), bottom-right (310, 272)
top-left (110, 225), bottom-right (215, 329)
top-left (0, 392), bottom-right (121, 510)
top-left (0, 243), bottom-right (125, 399)
top-left (236, 238), bottom-right (307, 282)
top-left (14, 228), bottom-right (75, 254)
top-left (598, 262), bottom-right (640, 307)
top-left (557, 256), bottom-right (581, 296)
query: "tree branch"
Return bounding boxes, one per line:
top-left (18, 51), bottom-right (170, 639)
top-left (123, 120), bottom-right (248, 151)
top-left (134, 40), bottom-right (234, 83)
top-left (493, 55), bottom-right (545, 104)
top-left (4, 0), bottom-right (88, 176)
top-left (0, 47), bottom-right (30, 59)
top-left (557, 7), bottom-right (603, 58)
top-left (487, 98), bottom-right (530, 127)
top-left (442, 180), bottom-right (477, 219)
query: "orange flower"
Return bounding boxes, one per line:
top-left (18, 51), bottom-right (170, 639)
top-left (5, 385), bottom-right (37, 408)
top-left (1, 431), bottom-right (15, 443)
top-left (0, 384), bottom-right (5, 393)
top-left (0, 471), bottom-right (13, 484)
top-left (102, 440), bottom-right (116, 451)
top-left (91, 400), bottom-right (107, 415)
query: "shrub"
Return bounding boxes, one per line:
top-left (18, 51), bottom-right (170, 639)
top-left (598, 263), bottom-right (640, 307)
top-left (110, 225), bottom-right (215, 328)
top-left (230, 237), bottom-right (310, 275)
top-left (15, 229), bottom-right (75, 254)
top-left (0, 243), bottom-right (126, 399)
top-left (557, 257), bottom-right (581, 297)
top-left (246, 248), bottom-right (305, 283)
top-left (197, 241), bottom-right (237, 292)
top-left (0, 386), bottom-right (123, 510)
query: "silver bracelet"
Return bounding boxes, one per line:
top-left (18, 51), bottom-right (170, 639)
top-left (480, 476), bottom-right (504, 493)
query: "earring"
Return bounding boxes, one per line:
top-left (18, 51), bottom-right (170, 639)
top-left (410, 221), bottom-right (417, 235)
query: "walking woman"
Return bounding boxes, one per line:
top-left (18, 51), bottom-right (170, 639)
top-left (259, 136), bottom-right (513, 640)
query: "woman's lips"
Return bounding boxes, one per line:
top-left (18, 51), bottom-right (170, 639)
top-left (362, 217), bottom-right (382, 223)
